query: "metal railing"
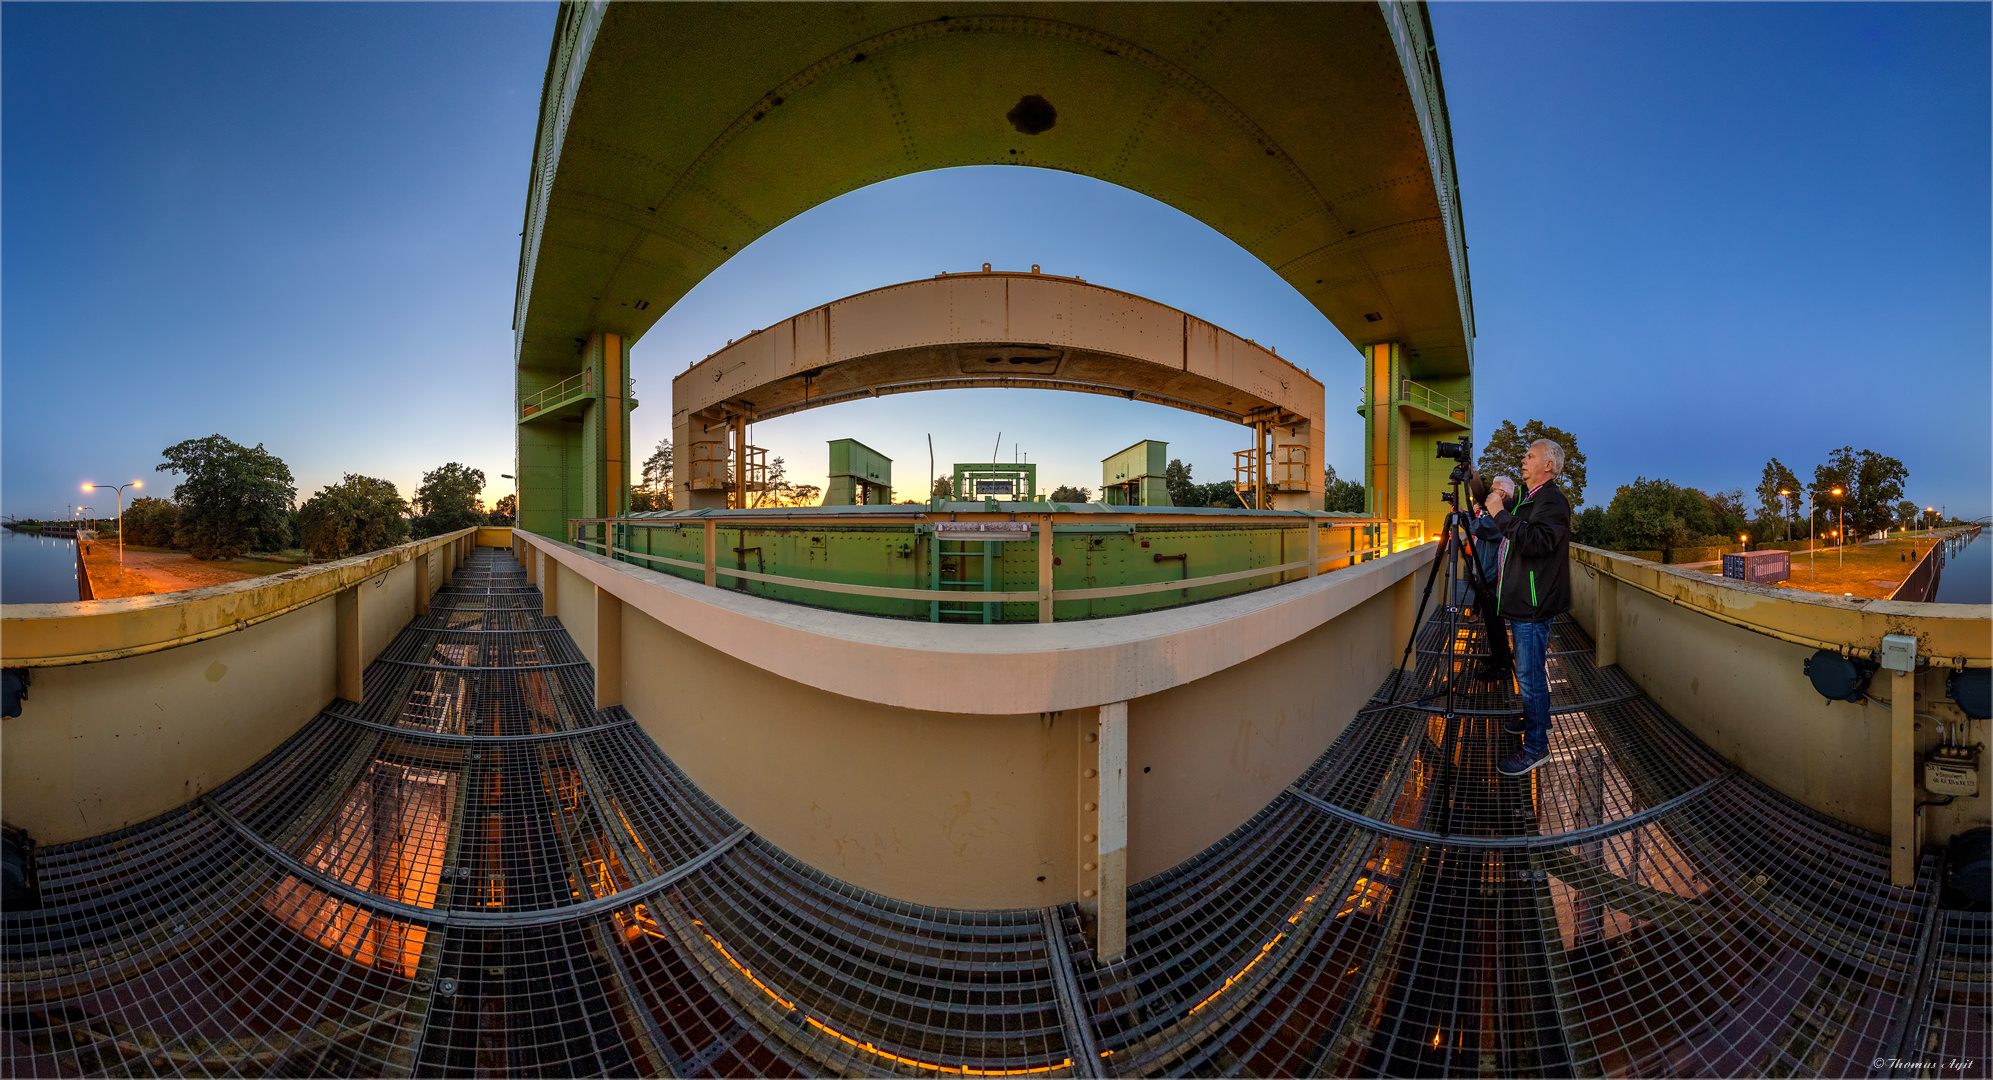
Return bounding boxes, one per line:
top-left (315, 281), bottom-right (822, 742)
top-left (1399, 377), bottom-right (1468, 422)
top-left (565, 512), bottom-right (1427, 623)
top-left (519, 370), bottom-right (638, 419)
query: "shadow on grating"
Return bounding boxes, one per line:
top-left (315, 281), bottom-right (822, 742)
top-left (1, 550), bottom-right (1969, 1077)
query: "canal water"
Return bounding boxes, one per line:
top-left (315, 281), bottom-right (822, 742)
top-left (1933, 527), bottom-right (1990, 605)
top-left (1, 528), bottom-right (82, 604)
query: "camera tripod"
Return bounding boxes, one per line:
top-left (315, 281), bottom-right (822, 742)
top-left (1365, 465), bottom-right (1506, 723)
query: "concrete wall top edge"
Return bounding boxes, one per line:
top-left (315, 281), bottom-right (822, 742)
top-left (2, 528), bottom-right (483, 667)
top-left (528, 531), bottom-right (1436, 715)
top-left (1574, 544), bottom-right (1991, 664)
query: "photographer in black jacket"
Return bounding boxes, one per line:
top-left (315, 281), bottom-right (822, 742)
top-left (1483, 440), bottom-right (1573, 776)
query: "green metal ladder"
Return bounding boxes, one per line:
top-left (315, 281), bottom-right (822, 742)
top-left (930, 535), bottom-right (997, 623)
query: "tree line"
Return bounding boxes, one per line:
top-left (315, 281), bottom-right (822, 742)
top-left (119, 434), bottom-right (512, 562)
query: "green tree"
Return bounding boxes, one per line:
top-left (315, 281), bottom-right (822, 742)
top-left (1323, 465), bottom-right (1367, 513)
top-left (1480, 419), bottom-right (1588, 506)
top-left (122, 497), bottom-right (181, 547)
top-left (630, 438), bottom-right (674, 512)
top-left (1574, 505), bottom-right (1611, 548)
top-left (1706, 488), bottom-right (1749, 541)
top-left (490, 494), bottom-right (517, 525)
top-left (411, 463), bottom-right (487, 538)
top-left (1754, 458), bottom-right (1802, 540)
top-left (1196, 482), bottom-right (1244, 509)
top-left (931, 476), bottom-right (954, 500)
top-left (1894, 500), bottom-right (1919, 531)
top-left (1165, 459), bottom-right (1200, 507)
top-left (157, 434), bottom-right (296, 560)
top-left (297, 475), bottom-right (411, 561)
top-left (1606, 477), bottom-right (1714, 562)
top-left (1850, 449), bottom-right (1909, 539)
top-left (1809, 448), bottom-right (1858, 545)
top-left (1049, 484), bottom-right (1092, 503)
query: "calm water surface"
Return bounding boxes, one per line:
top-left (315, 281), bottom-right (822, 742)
top-left (1933, 528), bottom-right (1990, 604)
top-left (1, 528), bottom-right (82, 604)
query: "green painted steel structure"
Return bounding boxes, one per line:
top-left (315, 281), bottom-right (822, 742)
top-left (513, 1), bottom-right (1474, 540)
top-left (577, 504), bottom-right (1393, 623)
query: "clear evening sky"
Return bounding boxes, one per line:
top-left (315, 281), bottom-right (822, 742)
top-left (4, 3), bottom-right (1987, 523)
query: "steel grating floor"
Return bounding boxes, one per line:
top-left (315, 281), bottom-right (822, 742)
top-left (3, 549), bottom-right (1984, 1077)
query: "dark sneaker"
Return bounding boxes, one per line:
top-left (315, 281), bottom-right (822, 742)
top-left (1498, 749), bottom-right (1550, 777)
top-left (1475, 663), bottom-right (1511, 685)
top-left (1503, 715), bottom-right (1526, 735)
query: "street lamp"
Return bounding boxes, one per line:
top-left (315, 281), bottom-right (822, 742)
top-left (82, 481), bottom-right (142, 582)
top-left (1831, 487), bottom-right (1845, 570)
top-left (1779, 489), bottom-right (1792, 544)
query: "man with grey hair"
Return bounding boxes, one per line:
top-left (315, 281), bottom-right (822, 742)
top-left (1484, 438), bottom-right (1573, 776)
top-left (1468, 475), bottom-right (1516, 681)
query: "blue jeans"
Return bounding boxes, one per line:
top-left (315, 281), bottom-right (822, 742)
top-left (1512, 619), bottom-right (1553, 757)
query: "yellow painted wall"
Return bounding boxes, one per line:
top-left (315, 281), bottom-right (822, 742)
top-left (2, 529), bottom-right (476, 845)
top-left (1571, 552), bottom-right (1989, 839)
top-left (1128, 585), bottom-right (1397, 880)
top-left (613, 584), bottom-right (1402, 908)
top-left (621, 609), bottom-right (1086, 909)
top-left (2, 602), bottom-right (337, 843)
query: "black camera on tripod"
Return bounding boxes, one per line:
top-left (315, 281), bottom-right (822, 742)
top-left (1432, 437), bottom-right (1484, 504)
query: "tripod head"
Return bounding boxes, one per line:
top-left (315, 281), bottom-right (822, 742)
top-left (1434, 436), bottom-right (1489, 508)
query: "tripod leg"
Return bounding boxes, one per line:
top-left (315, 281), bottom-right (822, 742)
top-left (1384, 516), bottom-right (1455, 702)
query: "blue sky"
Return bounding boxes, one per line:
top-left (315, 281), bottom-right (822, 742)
top-left (5, 2), bottom-right (1987, 523)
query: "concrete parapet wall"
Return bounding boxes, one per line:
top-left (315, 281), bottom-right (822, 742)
top-left (1570, 545), bottom-right (1990, 850)
top-left (1, 529), bottom-right (481, 844)
top-left (521, 531), bottom-right (1433, 908)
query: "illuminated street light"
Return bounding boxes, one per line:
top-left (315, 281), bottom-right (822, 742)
top-left (82, 480), bottom-right (143, 583)
top-left (1779, 488), bottom-right (1792, 543)
top-left (1830, 487), bottom-right (1846, 571)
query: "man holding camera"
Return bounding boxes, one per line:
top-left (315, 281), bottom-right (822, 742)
top-left (1482, 440), bottom-right (1573, 777)
top-left (1469, 475), bottom-right (1516, 683)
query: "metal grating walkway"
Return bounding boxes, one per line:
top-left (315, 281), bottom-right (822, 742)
top-left (3, 549), bottom-right (1985, 1077)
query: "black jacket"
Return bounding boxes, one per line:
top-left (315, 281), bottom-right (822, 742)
top-left (1491, 479), bottom-right (1572, 623)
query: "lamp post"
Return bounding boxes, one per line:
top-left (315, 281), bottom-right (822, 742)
top-left (1806, 492), bottom-right (1820, 581)
top-left (1779, 488), bottom-right (1792, 544)
top-left (82, 481), bottom-right (142, 582)
top-left (1832, 487), bottom-right (1845, 570)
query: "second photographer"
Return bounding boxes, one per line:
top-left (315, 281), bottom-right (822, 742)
top-left (1484, 440), bottom-right (1574, 777)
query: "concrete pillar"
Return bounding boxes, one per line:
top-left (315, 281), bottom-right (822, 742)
top-left (414, 552), bottom-right (431, 616)
top-left (594, 585), bottom-right (623, 711)
top-left (1594, 573), bottom-right (1619, 668)
top-left (1891, 668), bottom-right (1916, 887)
top-left (540, 550), bottom-right (559, 619)
top-left (1367, 343), bottom-right (1395, 518)
top-left (1038, 517), bottom-right (1056, 624)
top-left (1096, 701), bottom-right (1129, 961)
top-left (336, 585), bottom-right (363, 704)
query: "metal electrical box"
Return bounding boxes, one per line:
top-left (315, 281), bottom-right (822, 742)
top-left (1924, 745), bottom-right (1981, 797)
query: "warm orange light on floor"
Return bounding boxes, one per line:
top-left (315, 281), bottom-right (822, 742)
top-left (263, 762), bottom-right (454, 979)
top-left (688, 919), bottom-right (1071, 1075)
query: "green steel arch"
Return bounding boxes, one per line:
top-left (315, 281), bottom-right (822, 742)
top-left (513, 0), bottom-right (1474, 538)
